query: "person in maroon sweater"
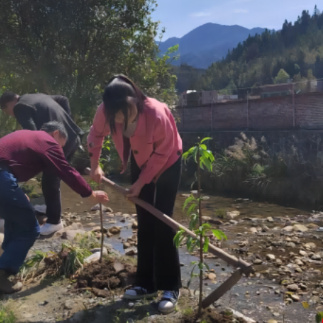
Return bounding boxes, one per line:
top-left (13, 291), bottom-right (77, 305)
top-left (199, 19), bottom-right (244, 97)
top-left (0, 121), bottom-right (109, 294)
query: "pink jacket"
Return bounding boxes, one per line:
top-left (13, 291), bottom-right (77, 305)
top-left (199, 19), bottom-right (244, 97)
top-left (87, 97), bottom-right (182, 185)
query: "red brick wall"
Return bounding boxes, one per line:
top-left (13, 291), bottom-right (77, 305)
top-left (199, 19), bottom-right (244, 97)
top-left (175, 92), bottom-right (323, 131)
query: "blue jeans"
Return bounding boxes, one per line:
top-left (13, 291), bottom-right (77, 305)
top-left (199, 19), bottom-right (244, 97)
top-left (0, 167), bottom-right (40, 274)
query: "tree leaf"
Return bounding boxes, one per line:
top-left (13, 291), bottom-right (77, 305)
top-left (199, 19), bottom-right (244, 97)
top-left (212, 230), bottom-right (227, 241)
top-left (201, 137), bottom-right (212, 143)
top-left (203, 237), bottom-right (209, 252)
top-left (316, 312), bottom-right (323, 323)
top-left (302, 301), bottom-right (309, 309)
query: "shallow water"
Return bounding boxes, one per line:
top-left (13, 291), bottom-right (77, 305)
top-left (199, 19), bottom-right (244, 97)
top-left (31, 176), bottom-right (323, 322)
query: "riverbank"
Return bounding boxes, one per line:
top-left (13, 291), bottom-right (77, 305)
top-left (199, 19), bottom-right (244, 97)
top-left (1, 178), bottom-right (323, 322)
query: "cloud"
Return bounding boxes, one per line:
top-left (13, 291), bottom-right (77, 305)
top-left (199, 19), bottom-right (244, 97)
top-left (190, 12), bottom-right (211, 17)
top-left (234, 9), bottom-right (249, 13)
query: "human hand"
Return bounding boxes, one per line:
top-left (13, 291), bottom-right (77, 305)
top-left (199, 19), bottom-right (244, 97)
top-left (90, 165), bottom-right (104, 184)
top-left (90, 190), bottom-right (109, 204)
top-left (126, 180), bottom-right (144, 198)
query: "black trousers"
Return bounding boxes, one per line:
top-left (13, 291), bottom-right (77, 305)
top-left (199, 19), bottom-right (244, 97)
top-left (131, 154), bottom-right (182, 292)
top-left (42, 136), bottom-right (81, 225)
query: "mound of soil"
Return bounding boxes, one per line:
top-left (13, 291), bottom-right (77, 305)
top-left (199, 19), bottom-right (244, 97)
top-left (181, 308), bottom-right (247, 323)
top-left (76, 258), bottom-right (136, 290)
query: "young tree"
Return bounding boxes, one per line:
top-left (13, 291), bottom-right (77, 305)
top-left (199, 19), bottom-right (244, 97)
top-left (274, 69), bottom-right (290, 84)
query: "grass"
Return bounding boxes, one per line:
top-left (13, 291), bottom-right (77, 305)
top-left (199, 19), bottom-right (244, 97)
top-left (0, 302), bottom-right (17, 323)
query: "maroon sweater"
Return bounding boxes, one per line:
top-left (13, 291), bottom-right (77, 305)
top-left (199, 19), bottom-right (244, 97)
top-left (0, 130), bottom-right (92, 197)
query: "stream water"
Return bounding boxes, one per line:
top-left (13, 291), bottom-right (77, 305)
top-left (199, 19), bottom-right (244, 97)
top-left (31, 176), bottom-right (323, 323)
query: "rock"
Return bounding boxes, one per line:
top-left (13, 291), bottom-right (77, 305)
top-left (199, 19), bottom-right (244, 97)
top-left (108, 226), bottom-right (121, 235)
top-left (268, 321), bottom-right (278, 323)
top-left (291, 294), bottom-right (300, 301)
top-left (304, 242), bottom-right (316, 249)
top-left (253, 259), bottom-right (263, 265)
top-left (309, 295), bottom-right (320, 305)
top-left (295, 267), bottom-right (303, 273)
top-left (299, 250), bottom-right (307, 256)
top-left (229, 220), bottom-right (238, 225)
top-left (91, 226), bottom-right (108, 233)
top-left (131, 221), bottom-right (138, 229)
top-left (282, 226), bottom-right (293, 232)
top-left (90, 247), bottom-right (108, 256)
top-left (64, 223), bottom-right (84, 231)
top-left (307, 223), bottom-right (319, 229)
top-left (294, 259), bottom-right (304, 266)
top-left (226, 211), bottom-right (240, 219)
top-left (250, 227), bottom-right (258, 233)
top-left (266, 254), bottom-right (275, 261)
top-left (275, 259), bottom-right (282, 266)
top-left (293, 224), bottom-right (308, 232)
top-left (202, 216), bottom-right (212, 222)
top-left (125, 247), bottom-right (137, 256)
top-left (311, 253), bottom-right (322, 260)
top-left (61, 230), bottom-right (87, 241)
top-left (64, 300), bottom-right (75, 310)
top-left (91, 204), bottom-right (113, 212)
top-left (123, 242), bottom-right (131, 249)
top-left (287, 284), bottom-right (298, 291)
top-left (206, 273), bottom-right (216, 281)
top-left (267, 217), bottom-right (274, 223)
top-left (181, 194), bottom-right (190, 198)
top-left (113, 262), bottom-right (125, 274)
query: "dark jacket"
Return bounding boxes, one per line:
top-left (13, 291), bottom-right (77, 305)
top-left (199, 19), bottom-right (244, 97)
top-left (13, 93), bottom-right (84, 154)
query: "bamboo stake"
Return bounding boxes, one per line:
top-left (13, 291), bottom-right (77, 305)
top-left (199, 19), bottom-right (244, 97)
top-left (85, 167), bottom-right (253, 276)
top-left (98, 183), bottom-right (104, 263)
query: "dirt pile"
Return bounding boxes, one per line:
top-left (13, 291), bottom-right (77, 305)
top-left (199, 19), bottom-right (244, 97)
top-left (76, 258), bottom-right (136, 292)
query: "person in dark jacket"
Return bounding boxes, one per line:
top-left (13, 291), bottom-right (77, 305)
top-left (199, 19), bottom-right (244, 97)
top-left (0, 92), bottom-right (85, 236)
top-left (0, 121), bottom-right (109, 294)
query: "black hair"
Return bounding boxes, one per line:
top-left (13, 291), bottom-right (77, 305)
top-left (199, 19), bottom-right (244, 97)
top-left (0, 91), bottom-right (18, 109)
top-left (102, 74), bottom-right (146, 134)
top-left (41, 121), bottom-right (68, 140)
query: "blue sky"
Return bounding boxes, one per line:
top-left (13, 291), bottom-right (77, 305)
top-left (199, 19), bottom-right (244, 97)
top-left (151, 0), bottom-right (321, 40)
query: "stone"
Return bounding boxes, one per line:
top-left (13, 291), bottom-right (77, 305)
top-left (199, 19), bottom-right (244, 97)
top-left (307, 223), bottom-right (319, 229)
top-left (275, 259), bottom-right (283, 266)
top-left (287, 284), bottom-right (298, 291)
top-left (226, 211), bottom-right (240, 219)
top-left (250, 227), bottom-right (258, 233)
top-left (125, 247), bottom-right (138, 256)
top-left (91, 204), bottom-right (113, 212)
top-left (64, 300), bottom-right (75, 310)
top-left (267, 321), bottom-right (278, 323)
top-left (295, 267), bottom-right (303, 273)
top-left (108, 226), bottom-right (121, 235)
top-left (291, 294), bottom-right (300, 301)
top-left (84, 252), bottom-right (101, 264)
top-left (230, 220), bottom-right (238, 225)
top-left (113, 262), bottom-right (125, 274)
top-left (61, 230), bottom-right (87, 241)
top-left (91, 226), bottom-right (107, 233)
top-left (267, 217), bottom-right (274, 222)
top-left (266, 254), bottom-right (275, 261)
top-left (253, 259), bottom-right (263, 265)
top-left (131, 221), bottom-right (138, 229)
top-left (293, 224), bottom-right (308, 232)
top-left (123, 242), bottom-right (131, 249)
top-left (311, 253), bottom-right (322, 260)
top-left (299, 250), bottom-right (307, 256)
top-left (304, 242), bottom-right (316, 249)
top-left (92, 288), bottom-right (109, 298)
top-left (206, 273), bottom-right (216, 280)
top-left (181, 194), bottom-right (190, 198)
top-left (282, 226), bottom-right (293, 232)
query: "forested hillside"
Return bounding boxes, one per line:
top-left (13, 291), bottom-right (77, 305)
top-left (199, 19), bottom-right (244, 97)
top-left (193, 6), bottom-right (323, 95)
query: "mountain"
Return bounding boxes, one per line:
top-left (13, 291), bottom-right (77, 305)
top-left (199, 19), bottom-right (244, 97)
top-left (158, 23), bottom-right (267, 69)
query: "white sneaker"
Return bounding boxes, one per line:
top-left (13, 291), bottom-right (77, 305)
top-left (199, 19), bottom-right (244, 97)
top-left (158, 290), bottom-right (180, 314)
top-left (123, 287), bottom-right (158, 300)
top-left (40, 222), bottom-right (64, 236)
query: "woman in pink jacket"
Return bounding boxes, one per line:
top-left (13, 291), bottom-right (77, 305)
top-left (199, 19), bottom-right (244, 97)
top-left (87, 75), bottom-right (182, 314)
